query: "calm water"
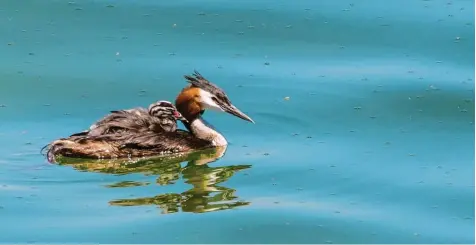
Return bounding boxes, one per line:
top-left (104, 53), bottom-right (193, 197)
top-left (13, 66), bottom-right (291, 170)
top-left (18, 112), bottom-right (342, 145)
top-left (0, 0), bottom-right (474, 243)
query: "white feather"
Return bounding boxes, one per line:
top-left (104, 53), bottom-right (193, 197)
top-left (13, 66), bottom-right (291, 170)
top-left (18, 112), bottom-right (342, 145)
top-left (190, 118), bottom-right (227, 146)
top-left (199, 89), bottom-right (224, 112)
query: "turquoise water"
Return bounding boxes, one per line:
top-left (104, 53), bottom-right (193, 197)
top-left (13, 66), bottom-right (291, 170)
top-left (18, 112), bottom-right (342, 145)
top-left (0, 0), bottom-right (474, 243)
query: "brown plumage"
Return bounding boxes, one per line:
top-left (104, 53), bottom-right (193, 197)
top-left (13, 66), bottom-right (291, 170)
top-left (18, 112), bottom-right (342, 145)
top-left (46, 130), bottom-right (211, 161)
top-left (44, 71), bottom-right (254, 163)
top-left (73, 100), bottom-right (186, 137)
top-left (43, 100), bottom-right (208, 162)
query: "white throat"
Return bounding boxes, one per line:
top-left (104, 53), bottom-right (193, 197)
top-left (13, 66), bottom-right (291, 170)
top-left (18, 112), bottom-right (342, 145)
top-left (189, 118), bottom-right (227, 146)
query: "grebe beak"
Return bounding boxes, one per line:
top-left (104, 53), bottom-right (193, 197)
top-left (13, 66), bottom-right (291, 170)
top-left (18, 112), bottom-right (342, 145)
top-left (221, 103), bottom-right (254, 124)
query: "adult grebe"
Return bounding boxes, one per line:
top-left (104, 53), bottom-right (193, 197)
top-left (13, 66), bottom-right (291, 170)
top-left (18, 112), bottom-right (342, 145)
top-left (44, 71), bottom-right (254, 162)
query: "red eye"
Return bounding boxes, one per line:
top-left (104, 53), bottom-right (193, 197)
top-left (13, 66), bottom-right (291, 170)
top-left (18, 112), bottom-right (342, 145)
top-left (173, 111), bottom-right (181, 118)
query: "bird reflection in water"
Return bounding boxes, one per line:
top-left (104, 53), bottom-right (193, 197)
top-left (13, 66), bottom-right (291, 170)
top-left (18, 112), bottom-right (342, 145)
top-left (54, 146), bottom-right (251, 214)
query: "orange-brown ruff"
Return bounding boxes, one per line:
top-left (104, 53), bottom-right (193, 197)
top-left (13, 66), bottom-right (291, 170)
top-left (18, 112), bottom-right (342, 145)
top-left (176, 86), bottom-right (202, 122)
top-left (44, 71), bottom-right (254, 163)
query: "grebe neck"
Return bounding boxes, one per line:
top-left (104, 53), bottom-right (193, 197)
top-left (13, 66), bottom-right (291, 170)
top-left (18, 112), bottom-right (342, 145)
top-left (186, 117), bottom-right (227, 146)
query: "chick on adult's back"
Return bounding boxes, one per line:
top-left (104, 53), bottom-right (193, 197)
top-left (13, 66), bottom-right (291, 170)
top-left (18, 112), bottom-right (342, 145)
top-left (44, 101), bottom-right (190, 162)
top-left (75, 100), bottom-right (185, 136)
top-left (44, 71), bottom-right (254, 163)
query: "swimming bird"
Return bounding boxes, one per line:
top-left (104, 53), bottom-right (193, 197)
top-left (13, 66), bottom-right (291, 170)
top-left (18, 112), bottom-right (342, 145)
top-left (44, 71), bottom-right (254, 162)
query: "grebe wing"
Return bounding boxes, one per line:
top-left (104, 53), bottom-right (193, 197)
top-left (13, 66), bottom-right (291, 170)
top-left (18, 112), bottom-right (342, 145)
top-left (98, 130), bottom-right (211, 152)
top-left (46, 130), bottom-right (213, 162)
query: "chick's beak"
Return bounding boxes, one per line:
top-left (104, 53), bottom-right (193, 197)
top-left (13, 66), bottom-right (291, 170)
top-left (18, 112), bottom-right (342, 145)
top-left (221, 103), bottom-right (254, 124)
top-left (174, 110), bottom-right (188, 123)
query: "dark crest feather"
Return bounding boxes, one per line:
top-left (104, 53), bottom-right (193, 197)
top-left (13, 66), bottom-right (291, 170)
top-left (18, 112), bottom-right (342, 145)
top-left (183, 70), bottom-right (228, 100)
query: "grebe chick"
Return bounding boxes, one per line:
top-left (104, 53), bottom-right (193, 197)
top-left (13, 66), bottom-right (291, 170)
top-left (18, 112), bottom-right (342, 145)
top-left (77, 100), bottom-right (187, 137)
top-left (44, 71), bottom-right (254, 162)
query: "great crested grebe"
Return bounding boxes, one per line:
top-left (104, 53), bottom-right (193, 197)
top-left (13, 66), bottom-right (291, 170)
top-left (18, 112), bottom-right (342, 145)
top-left (44, 71), bottom-right (254, 162)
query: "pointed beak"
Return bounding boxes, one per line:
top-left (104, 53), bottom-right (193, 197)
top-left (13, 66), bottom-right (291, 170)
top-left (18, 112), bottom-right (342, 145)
top-left (221, 103), bottom-right (255, 124)
top-left (173, 110), bottom-right (189, 123)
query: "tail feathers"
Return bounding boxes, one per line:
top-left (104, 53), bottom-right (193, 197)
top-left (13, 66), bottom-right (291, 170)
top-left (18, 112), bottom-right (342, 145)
top-left (43, 139), bottom-right (118, 162)
top-left (41, 140), bottom-right (64, 163)
top-left (40, 143), bottom-right (54, 162)
top-left (43, 139), bottom-right (79, 163)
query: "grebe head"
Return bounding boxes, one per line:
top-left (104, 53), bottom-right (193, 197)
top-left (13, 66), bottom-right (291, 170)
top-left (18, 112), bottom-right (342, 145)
top-left (148, 100), bottom-right (188, 123)
top-left (175, 70), bottom-right (254, 123)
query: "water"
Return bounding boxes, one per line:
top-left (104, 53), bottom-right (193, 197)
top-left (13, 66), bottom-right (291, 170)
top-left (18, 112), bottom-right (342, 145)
top-left (0, 0), bottom-right (474, 243)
